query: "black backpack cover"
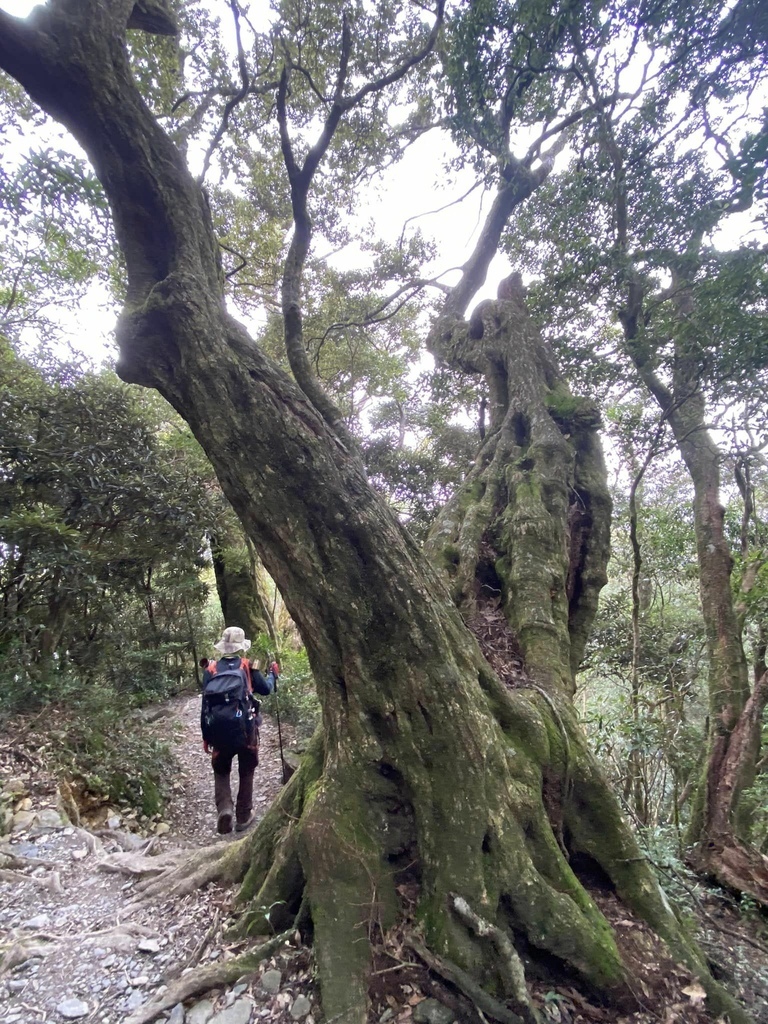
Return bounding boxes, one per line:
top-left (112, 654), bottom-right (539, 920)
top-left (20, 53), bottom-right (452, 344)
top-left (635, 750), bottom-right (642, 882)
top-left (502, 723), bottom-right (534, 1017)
top-left (201, 660), bottom-right (256, 750)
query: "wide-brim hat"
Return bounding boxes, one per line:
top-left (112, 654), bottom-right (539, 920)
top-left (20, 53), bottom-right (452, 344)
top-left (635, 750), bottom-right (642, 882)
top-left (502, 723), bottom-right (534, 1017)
top-left (213, 626), bottom-right (251, 654)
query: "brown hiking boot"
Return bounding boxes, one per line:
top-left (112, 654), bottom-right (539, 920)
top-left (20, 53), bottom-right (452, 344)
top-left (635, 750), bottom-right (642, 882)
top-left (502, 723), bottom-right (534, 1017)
top-left (214, 773), bottom-right (234, 834)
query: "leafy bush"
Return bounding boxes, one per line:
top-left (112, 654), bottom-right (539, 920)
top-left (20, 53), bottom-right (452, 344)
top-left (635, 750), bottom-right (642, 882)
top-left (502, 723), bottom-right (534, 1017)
top-left (262, 648), bottom-right (320, 741)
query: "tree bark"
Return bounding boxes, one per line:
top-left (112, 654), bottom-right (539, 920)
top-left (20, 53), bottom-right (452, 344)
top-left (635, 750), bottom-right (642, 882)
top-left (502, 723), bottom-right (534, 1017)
top-left (0, 6), bottom-right (753, 1023)
top-left (624, 279), bottom-right (768, 906)
top-left (210, 523), bottom-right (274, 647)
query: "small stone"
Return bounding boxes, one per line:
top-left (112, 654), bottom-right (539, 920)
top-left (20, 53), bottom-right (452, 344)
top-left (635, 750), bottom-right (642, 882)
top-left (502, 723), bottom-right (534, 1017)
top-left (169, 1005), bottom-right (185, 1024)
top-left (259, 969), bottom-right (281, 994)
top-left (125, 989), bottom-right (145, 1011)
top-left (18, 797), bottom-right (34, 811)
top-left (12, 810), bottom-right (36, 830)
top-left (138, 938), bottom-right (161, 953)
top-left (102, 954), bottom-right (117, 968)
top-left (93, 948), bottom-right (107, 958)
top-left (8, 979), bottom-right (26, 992)
top-left (232, 983), bottom-right (248, 996)
top-left (107, 815), bottom-right (121, 830)
top-left (412, 998), bottom-right (455, 1024)
top-left (210, 999), bottom-right (254, 1024)
top-left (379, 1011), bottom-right (394, 1024)
top-left (14, 957), bottom-right (41, 972)
top-left (154, 822), bottom-right (170, 835)
top-left (207, 949), bottom-right (221, 960)
top-left (56, 998), bottom-right (90, 1019)
top-left (130, 974), bottom-right (150, 986)
top-left (72, 848), bottom-right (88, 861)
top-left (187, 998), bottom-right (215, 1024)
top-left (2, 779), bottom-right (26, 797)
top-left (290, 994), bottom-right (311, 1020)
top-left (37, 809), bottom-right (63, 828)
top-left (25, 914), bottom-right (51, 930)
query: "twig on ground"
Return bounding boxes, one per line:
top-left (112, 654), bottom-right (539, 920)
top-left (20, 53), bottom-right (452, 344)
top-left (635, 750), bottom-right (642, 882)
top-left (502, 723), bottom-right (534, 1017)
top-left (183, 907), bottom-right (220, 972)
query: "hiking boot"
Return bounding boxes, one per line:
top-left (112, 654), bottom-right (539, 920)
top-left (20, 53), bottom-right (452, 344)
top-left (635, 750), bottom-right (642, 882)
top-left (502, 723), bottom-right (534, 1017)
top-left (235, 812), bottom-right (255, 833)
top-left (214, 773), bottom-right (234, 835)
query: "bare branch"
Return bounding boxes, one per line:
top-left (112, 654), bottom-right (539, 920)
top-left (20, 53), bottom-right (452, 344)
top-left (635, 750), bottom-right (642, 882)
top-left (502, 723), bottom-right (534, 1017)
top-left (197, 0), bottom-right (251, 184)
top-left (398, 179), bottom-right (485, 250)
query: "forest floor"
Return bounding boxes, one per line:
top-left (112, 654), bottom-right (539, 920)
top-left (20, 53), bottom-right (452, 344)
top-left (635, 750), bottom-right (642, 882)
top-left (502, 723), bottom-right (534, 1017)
top-left (0, 694), bottom-right (767, 1024)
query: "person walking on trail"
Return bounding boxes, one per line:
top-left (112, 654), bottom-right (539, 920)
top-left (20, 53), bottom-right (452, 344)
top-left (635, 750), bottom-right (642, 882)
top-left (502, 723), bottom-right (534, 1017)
top-left (201, 626), bottom-right (278, 835)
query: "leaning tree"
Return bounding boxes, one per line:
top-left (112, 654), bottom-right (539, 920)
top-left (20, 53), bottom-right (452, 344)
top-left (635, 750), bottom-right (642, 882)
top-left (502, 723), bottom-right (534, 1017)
top-left (0, 2), bottom-right (753, 1023)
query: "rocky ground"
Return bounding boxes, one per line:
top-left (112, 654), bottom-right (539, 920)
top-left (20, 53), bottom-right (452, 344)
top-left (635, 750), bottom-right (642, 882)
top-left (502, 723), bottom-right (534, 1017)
top-left (0, 695), bottom-right (318, 1024)
top-left (1, 696), bottom-right (767, 1024)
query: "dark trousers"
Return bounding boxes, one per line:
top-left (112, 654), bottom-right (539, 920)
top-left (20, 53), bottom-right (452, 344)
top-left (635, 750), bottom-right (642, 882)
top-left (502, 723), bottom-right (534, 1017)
top-left (211, 734), bottom-right (259, 823)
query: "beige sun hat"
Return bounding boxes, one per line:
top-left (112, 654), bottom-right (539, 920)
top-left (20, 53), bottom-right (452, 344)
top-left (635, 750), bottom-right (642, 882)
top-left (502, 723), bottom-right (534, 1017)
top-left (213, 626), bottom-right (252, 654)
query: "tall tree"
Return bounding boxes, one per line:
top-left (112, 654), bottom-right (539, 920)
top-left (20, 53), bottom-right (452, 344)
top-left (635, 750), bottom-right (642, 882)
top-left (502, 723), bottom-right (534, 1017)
top-left (0, 4), bottom-right (751, 1024)
top-left (504, 0), bottom-right (768, 902)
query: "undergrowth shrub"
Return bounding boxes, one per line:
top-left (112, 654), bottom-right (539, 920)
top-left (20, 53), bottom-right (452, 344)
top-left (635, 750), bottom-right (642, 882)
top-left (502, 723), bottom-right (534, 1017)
top-left (3, 657), bottom-right (184, 819)
top-left (262, 648), bottom-right (320, 741)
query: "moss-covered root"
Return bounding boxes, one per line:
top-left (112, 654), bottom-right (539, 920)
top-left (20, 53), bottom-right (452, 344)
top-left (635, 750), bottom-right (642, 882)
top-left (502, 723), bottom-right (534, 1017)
top-left (565, 748), bottom-right (754, 1024)
top-left (298, 771), bottom-right (399, 1024)
top-left (234, 727), bottom-right (325, 936)
top-left (122, 930), bottom-right (294, 1024)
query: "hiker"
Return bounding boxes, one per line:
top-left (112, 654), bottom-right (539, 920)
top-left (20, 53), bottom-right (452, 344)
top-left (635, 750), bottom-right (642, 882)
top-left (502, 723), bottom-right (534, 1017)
top-left (201, 626), bottom-right (278, 834)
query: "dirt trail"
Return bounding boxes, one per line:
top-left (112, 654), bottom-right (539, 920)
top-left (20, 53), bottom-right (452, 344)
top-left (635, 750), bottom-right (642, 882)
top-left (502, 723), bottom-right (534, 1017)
top-left (0, 696), bottom-right (307, 1024)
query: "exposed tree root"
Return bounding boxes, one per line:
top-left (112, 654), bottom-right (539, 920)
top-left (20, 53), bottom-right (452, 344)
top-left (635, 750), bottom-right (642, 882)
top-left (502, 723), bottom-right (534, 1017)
top-left (0, 921), bottom-right (155, 976)
top-left (0, 867), bottom-right (62, 892)
top-left (687, 835), bottom-right (768, 910)
top-left (0, 847), bottom-right (62, 871)
top-left (450, 895), bottom-right (538, 1024)
top-left (74, 826), bottom-right (104, 856)
top-left (0, 933), bottom-right (60, 973)
top-left (408, 937), bottom-right (527, 1024)
top-left (103, 840), bottom-right (252, 914)
top-left (95, 828), bottom-right (154, 853)
top-left (98, 848), bottom-right (174, 877)
top-left (122, 929), bottom-right (294, 1024)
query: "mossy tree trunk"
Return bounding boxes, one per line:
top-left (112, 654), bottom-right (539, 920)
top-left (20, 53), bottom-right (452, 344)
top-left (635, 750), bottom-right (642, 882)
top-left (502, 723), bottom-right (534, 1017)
top-left (0, 5), bottom-right (752, 1023)
top-left (210, 520), bottom-right (276, 649)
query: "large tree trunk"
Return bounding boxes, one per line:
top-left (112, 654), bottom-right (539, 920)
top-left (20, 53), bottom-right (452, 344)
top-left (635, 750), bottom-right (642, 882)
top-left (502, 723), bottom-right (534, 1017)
top-left (210, 520), bottom-right (275, 648)
top-left (0, 6), bottom-right (752, 1023)
top-left (624, 280), bottom-right (768, 905)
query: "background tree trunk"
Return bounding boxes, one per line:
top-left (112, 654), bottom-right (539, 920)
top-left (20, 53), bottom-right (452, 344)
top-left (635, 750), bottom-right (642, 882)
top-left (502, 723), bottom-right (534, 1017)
top-left (624, 278), bottom-right (768, 905)
top-left (209, 524), bottom-right (275, 648)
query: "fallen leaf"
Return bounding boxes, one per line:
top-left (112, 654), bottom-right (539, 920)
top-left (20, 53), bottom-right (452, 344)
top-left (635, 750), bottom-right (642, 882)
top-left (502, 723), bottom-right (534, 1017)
top-left (681, 983), bottom-right (707, 1006)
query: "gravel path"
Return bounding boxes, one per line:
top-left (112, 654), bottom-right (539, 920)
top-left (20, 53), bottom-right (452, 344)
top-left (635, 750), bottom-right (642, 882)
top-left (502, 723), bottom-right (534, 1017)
top-left (0, 696), bottom-right (301, 1024)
